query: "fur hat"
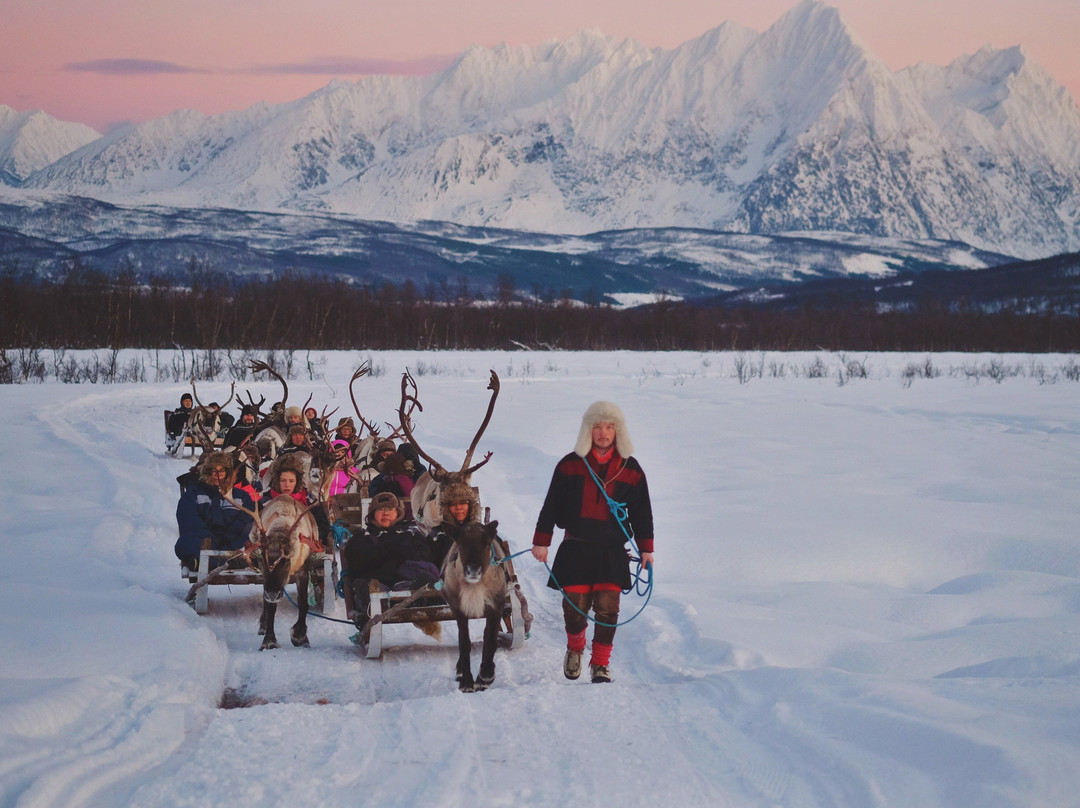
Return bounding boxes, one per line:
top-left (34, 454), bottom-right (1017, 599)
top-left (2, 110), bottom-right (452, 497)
top-left (285, 405), bottom-right (304, 421)
top-left (574, 400), bottom-right (634, 458)
top-left (197, 451), bottom-right (234, 484)
top-left (379, 452), bottom-right (408, 476)
top-left (335, 417), bottom-right (355, 431)
top-left (368, 491), bottom-right (404, 523)
top-left (288, 424), bottom-right (308, 439)
top-left (438, 480), bottom-right (478, 524)
top-left (266, 452), bottom-right (308, 493)
top-left (376, 438), bottom-right (396, 454)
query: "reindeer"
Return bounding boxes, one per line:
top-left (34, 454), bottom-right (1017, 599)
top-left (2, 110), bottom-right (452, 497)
top-left (440, 519), bottom-right (507, 691)
top-left (233, 493), bottom-right (323, 650)
top-left (397, 368), bottom-right (499, 534)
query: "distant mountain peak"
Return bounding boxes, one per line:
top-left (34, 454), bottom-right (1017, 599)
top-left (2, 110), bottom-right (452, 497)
top-left (7, 3), bottom-right (1080, 259)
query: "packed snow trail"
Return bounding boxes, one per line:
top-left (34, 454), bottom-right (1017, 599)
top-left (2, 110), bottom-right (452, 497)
top-left (2, 351), bottom-right (1079, 807)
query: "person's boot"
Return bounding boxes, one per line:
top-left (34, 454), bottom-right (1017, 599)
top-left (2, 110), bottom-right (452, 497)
top-left (590, 642), bottom-right (613, 683)
top-left (563, 649), bottom-right (583, 680)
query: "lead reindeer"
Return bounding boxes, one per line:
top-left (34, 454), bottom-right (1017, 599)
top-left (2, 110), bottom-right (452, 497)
top-left (441, 519), bottom-right (507, 691)
top-left (397, 368), bottom-right (499, 534)
top-left (397, 369), bottom-right (506, 690)
top-left (234, 494), bottom-right (322, 650)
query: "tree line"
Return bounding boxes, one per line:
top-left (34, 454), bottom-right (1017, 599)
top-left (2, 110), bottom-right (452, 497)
top-left (2, 263), bottom-right (1078, 352)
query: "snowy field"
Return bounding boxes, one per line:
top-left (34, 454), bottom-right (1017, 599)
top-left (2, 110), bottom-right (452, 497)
top-left (2, 350), bottom-right (1079, 808)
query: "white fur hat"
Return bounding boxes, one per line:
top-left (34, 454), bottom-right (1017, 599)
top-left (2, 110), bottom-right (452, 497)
top-left (574, 400), bottom-right (634, 458)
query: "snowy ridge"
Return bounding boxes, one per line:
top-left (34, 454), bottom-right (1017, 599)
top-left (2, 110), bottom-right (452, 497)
top-left (0, 193), bottom-right (1016, 298)
top-left (6, 1), bottom-right (1080, 258)
top-left (0, 106), bottom-right (100, 185)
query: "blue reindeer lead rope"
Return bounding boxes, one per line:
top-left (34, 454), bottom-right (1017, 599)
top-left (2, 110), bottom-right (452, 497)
top-left (583, 459), bottom-right (652, 595)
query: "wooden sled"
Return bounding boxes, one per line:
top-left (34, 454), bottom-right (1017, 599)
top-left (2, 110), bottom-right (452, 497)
top-left (182, 547), bottom-right (337, 616)
top-left (165, 409), bottom-right (224, 456)
top-left (329, 492), bottom-right (530, 659)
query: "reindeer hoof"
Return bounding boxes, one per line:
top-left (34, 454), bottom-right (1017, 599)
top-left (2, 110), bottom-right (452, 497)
top-left (476, 673), bottom-right (494, 691)
top-left (458, 679), bottom-right (476, 693)
top-left (260, 639), bottom-right (279, 651)
top-left (291, 633), bottom-right (310, 648)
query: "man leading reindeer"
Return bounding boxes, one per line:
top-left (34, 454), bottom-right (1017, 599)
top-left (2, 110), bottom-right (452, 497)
top-left (531, 401), bottom-right (654, 684)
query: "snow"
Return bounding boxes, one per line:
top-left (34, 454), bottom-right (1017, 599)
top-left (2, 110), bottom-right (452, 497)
top-left (2, 349), bottom-right (1079, 807)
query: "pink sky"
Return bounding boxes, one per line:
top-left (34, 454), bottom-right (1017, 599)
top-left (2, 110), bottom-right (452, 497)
top-left (2, 0), bottom-right (1078, 133)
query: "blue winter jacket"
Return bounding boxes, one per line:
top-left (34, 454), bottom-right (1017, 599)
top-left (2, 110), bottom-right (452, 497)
top-left (174, 482), bottom-right (255, 562)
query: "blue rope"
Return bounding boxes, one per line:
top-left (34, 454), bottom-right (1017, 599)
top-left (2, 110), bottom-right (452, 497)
top-left (330, 520), bottom-right (351, 549)
top-left (282, 587), bottom-right (357, 625)
top-left (582, 459), bottom-right (652, 594)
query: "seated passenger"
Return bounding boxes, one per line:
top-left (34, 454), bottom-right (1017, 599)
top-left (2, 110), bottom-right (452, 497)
top-left (326, 439), bottom-right (362, 496)
top-left (342, 492), bottom-right (440, 628)
top-left (260, 454), bottom-right (330, 549)
top-left (167, 393), bottom-right (194, 441)
top-left (425, 480), bottom-right (481, 568)
top-left (396, 442), bottom-right (426, 481)
top-left (174, 451), bottom-right (255, 573)
top-left (305, 407), bottom-right (326, 447)
top-left (284, 405), bottom-right (306, 431)
top-left (223, 404), bottom-right (259, 449)
top-left (278, 425), bottom-right (313, 456)
top-left (368, 451), bottom-right (415, 500)
top-left (333, 417), bottom-right (360, 455)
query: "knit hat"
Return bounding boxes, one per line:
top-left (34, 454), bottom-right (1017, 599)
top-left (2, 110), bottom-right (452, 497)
top-left (573, 400), bottom-right (634, 458)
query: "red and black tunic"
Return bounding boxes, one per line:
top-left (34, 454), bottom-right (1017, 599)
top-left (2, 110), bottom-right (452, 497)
top-left (533, 450), bottom-right (654, 590)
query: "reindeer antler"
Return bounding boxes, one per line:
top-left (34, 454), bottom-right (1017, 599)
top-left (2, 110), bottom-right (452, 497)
top-left (249, 360), bottom-right (288, 411)
top-left (219, 382), bottom-right (236, 410)
top-left (398, 368), bottom-right (447, 479)
top-left (460, 370), bottom-right (499, 476)
top-left (397, 368), bottom-right (499, 483)
top-left (242, 390), bottom-right (267, 416)
top-left (318, 404), bottom-right (340, 437)
top-left (348, 361), bottom-right (380, 436)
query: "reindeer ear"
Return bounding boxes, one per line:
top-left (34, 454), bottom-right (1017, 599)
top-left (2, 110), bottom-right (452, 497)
top-left (486, 520), bottom-right (499, 535)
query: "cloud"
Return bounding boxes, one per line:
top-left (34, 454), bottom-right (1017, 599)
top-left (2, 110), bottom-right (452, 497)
top-left (64, 59), bottom-right (208, 75)
top-left (247, 55), bottom-right (457, 76)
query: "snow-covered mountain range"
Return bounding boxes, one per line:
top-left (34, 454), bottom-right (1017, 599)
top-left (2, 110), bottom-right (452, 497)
top-left (0, 106), bottom-right (100, 185)
top-left (3, 0), bottom-right (1080, 262)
